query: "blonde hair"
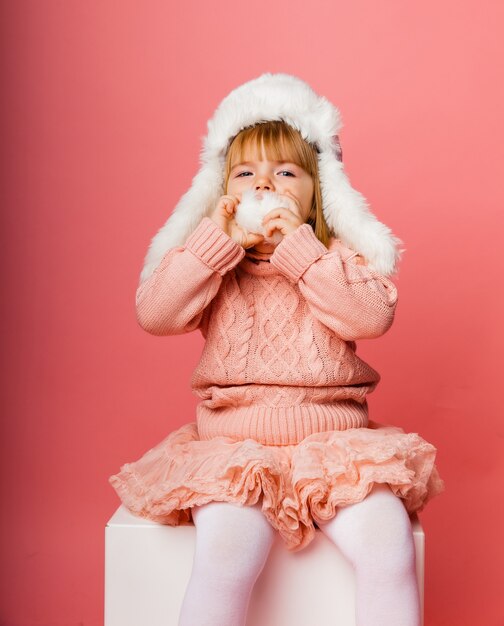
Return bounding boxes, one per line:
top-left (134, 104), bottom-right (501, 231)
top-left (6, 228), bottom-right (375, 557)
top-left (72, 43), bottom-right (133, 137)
top-left (224, 120), bottom-right (332, 247)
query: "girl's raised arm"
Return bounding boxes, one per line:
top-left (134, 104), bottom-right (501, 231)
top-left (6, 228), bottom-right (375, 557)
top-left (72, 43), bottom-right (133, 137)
top-left (270, 224), bottom-right (398, 341)
top-left (135, 217), bottom-right (245, 336)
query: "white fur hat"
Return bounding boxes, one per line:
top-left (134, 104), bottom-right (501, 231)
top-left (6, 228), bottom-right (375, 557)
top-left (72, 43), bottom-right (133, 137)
top-left (139, 72), bottom-right (404, 284)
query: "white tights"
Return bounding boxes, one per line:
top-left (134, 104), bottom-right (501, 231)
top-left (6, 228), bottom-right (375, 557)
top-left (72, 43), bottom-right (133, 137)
top-left (178, 500), bottom-right (276, 626)
top-left (317, 483), bottom-right (421, 626)
top-left (178, 484), bottom-right (420, 626)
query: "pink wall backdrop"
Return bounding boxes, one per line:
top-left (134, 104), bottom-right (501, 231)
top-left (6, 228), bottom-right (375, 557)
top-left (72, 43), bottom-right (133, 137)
top-left (1, 1), bottom-right (503, 624)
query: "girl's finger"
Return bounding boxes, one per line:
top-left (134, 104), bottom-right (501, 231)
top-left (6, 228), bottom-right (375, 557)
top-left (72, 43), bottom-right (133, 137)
top-left (224, 199), bottom-right (235, 214)
top-left (247, 233), bottom-right (264, 246)
top-left (262, 207), bottom-right (292, 224)
top-left (264, 217), bottom-right (290, 235)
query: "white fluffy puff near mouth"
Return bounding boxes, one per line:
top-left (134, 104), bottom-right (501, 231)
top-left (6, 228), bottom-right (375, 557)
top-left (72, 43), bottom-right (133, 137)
top-left (234, 189), bottom-right (291, 245)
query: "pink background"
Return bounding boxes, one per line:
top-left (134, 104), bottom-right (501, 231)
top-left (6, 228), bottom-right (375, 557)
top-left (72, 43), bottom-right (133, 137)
top-left (1, 1), bottom-right (503, 624)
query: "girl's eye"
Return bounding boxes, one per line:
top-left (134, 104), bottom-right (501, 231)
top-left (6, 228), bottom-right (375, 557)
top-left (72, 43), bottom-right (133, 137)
top-left (236, 170), bottom-right (295, 177)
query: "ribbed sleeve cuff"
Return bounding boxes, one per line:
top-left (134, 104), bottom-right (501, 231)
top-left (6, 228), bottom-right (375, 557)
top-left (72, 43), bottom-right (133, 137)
top-left (270, 223), bottom-right (328, 283)
top-left (184, 217), bottom-right (245, 275)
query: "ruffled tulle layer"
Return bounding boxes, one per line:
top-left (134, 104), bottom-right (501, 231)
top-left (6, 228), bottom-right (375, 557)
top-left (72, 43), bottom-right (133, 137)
top-left (109, 419), bottom-right (445, 552)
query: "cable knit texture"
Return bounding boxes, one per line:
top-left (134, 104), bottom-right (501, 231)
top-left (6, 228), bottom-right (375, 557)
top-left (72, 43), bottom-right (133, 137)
top-left (135, 217), bottom-right (397, 445)
top-left (109, 217), bottom-right (445, 551)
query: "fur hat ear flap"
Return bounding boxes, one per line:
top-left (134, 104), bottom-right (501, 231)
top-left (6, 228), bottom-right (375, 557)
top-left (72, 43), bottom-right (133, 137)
top-left (318, 152), bottom-right (404, 277)
top-left (139, 162), bottom-right (224, 285)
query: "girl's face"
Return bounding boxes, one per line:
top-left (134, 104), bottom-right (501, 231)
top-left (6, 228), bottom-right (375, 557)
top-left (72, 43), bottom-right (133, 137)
top-left (226, 144), bottom-right (315, 228)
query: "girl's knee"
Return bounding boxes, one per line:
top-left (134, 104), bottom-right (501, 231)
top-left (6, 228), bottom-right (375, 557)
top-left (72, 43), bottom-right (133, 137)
top-left (319, 483), bottom-right (416, 574)
top-left (191, 500), bottom-right (275, 584)
top-left (192, 500), bottom-right (275, 545)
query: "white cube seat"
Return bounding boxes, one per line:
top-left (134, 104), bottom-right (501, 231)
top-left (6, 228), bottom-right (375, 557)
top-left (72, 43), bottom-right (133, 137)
top-left (105, 504), bottom-right (424, 626)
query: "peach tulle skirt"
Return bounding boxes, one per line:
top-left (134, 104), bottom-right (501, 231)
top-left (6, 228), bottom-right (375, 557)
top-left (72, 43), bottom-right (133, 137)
top-left (108, 419), bottom-right (445, 552)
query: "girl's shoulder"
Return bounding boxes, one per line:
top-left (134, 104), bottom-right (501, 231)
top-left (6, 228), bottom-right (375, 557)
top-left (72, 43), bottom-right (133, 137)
top-left (327, 236), bottom-right (366, 266)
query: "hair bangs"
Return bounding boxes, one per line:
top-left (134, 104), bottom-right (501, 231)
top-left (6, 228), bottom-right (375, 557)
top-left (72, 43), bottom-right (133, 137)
top-left (226, 121), bottom-right (319, 177)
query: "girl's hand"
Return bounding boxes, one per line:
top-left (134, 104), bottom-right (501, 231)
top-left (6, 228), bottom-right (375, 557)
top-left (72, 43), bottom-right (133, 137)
top-left (209, 193), bottom-right (265, 249)
top-left (262, 190), bottom-right (305, 242)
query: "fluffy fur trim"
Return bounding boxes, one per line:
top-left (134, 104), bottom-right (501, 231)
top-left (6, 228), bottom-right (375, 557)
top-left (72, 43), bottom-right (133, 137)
top-left (139, 73), bottom-right (404, 284)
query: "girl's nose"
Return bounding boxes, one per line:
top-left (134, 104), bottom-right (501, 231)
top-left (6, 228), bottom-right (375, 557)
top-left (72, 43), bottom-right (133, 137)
top-left (255, 178), bottom-right (274, 192)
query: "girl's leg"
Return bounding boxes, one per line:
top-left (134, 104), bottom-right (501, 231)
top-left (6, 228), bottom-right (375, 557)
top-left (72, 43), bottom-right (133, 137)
top-left (178, 499), bottom-right (276, 626)
top-left (317, 483), bottom-right (421, 626)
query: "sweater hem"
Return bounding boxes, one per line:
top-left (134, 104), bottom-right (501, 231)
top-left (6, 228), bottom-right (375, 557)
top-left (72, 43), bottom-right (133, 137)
top-left (196, 400), bottom-right (369, 446)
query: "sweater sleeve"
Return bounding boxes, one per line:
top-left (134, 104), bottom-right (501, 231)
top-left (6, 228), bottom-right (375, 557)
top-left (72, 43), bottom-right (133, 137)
top-left (269, 223), bottom-right (398, 341)
top-left (135, 217), bottom-right (245, 336)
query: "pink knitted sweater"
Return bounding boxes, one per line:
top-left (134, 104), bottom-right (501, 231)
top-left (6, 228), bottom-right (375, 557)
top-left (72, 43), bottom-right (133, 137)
top-left (136, 217), bottom-right (398, 446)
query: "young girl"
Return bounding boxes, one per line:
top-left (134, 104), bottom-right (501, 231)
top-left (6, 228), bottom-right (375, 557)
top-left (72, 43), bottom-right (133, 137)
top-left (109, 73), bottom-right (445, 626)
